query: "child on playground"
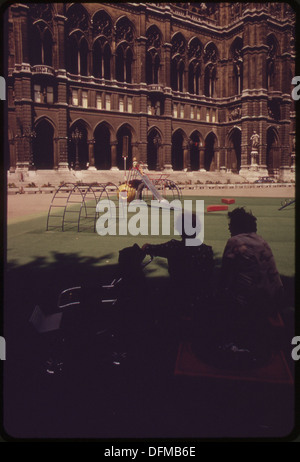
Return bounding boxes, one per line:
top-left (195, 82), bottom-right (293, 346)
top-left (132, 157), bottom-right (144, 175)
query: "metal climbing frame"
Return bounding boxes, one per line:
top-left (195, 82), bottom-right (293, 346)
top-left (46, 182), bottom-right (119, 232)
top-left (278, 199), bottom-right (295, 211)
top-left (160, 178), bottom-right (182, 201)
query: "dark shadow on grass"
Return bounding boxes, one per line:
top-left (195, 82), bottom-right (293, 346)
top-left (3, 250), bottom-right (295, 440)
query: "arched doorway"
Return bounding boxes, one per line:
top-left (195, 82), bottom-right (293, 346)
top-left (172, 131), bottom-right (184, 171)
top-left (204, 133), bottom-right (217, 171)
top-left (266, 127), bottom-right (280, 175)
top-left (147, 130), bottom-right (161, 170)
top-left (94, 124), bottom-right (111, 169)
top-left (228, 128), bottom-right (241, 172)
top-left (33, 119), bottom-right (54, 169)
top-left (116, 125), bottom-right (132, 170)
top-left (68, 122), bottom-right (89, 170)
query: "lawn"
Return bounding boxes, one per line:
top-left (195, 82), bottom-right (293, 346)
top-left (7, 195), bottom-right (295, 277)
top-left (3, 194), bottom-right (296, 439)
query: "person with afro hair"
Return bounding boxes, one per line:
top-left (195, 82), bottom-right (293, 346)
top-left (217, 207), bottom-right (283, 349)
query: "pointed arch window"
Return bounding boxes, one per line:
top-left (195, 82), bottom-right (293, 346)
top-left (146, 25), bottom-right (162, 85)
top-left (203, 42), bottom-right (218, 97)
top-left (66, 4), bottom-right (90, 76)
top-left (67, 34), bottom-right (89, 76)
top-left (188, 61), bottom-right (201, 95)
top-left (79, 38), bottom-right (88, 76)
top-left (230, 38), bottom-right (243, 95)
top-left (188, 37), bottom-right (202, 95)
top-left (93, 38), bottom-right (111, 79)
top-left (204, 64), bottom-right (216, 97)
top-left (171, 57), bottom-right (185, 92)
top-left (31, 25), bottom-right (53, 66)
top-left (171, 33), bottom-right (186, 92)
top-left (43, 28), bottom-right (53, 66)
top-left (116, 44), bottom-right (133, 83)
top-left (146, 50), bottom-right (160, 84)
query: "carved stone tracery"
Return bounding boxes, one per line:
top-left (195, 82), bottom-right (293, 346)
top-left (92, 11), bottom-right (112, 39)
top-left (115, 17), bottom-right (134, 43)
top-left (30, 4), bottom-right (53, 23)
top-left (188, 38), bottom-right (202, 59)
top-left (171, 34), bottom-right (186, 56)
top-left (146, 27), bottom-right (161, 50)
top-left (66, 5), bottom-right (89, 33)
top-left (204, 43), bottom-right (218, 64)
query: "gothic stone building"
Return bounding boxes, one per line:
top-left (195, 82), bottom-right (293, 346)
top-left (6, 3), bottom-right (296, 179)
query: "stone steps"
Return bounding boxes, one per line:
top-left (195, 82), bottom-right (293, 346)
top-left (7, 169), bottom-right (248, 188)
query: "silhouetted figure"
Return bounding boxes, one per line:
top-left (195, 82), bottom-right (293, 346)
top-left (142, 213), bottom-right (214, 321)
top-left (195, 207), bottom-right (284, 368)
top-left (220, 207), bottom-right (283, 320)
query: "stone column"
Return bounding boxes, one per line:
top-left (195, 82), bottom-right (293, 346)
top-left (87, 139), bottom-right (96, 170)
top-left (11, 3), bottom-right (30, 65)
top-left (15, 135), bottom-right (25, 170)
top-left (183, 143), bottom-right (190, 171)
top-left (163, 143), bottom-right (173, 172)
top-left (111, 52), bottom-right (116, 81)
top-left (136, 36), bottom-right (147, 84)
top-left (57, 137), bottom-right (69, 170)
top-left (9, 139), bottom-right (16, 172)
top-left (57, 76), bottom-right (69, 170)
top-left (132, 142), bottom-right (139, 160)
top-left (219, 148), bottom-right (226, 172)
top-left (53, 137), bottom-right (58, 170)
top-left (215, 148), bottom-right (220, 171)
top-left (110, 141), bottom-right (118, 170)
top-left (199, 148), bottom-right (205, 171)
top-left (153, 135), bottom-right (162, 170)
top-left (163, 43), bottom-right (172, 88)
top-left (157, 143), bottom-right (163, 170)
top-left (53, 13), bottom-right (66, 70)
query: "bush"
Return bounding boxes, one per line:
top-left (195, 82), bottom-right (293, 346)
top-left (26, 182), bottom-right (37, 188)
top-left (8, 183), bottom-right (17, 188)
top-left (42, 182), bottom-right (54, 188)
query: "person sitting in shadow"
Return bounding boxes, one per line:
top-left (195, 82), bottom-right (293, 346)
top-left (142, 212), bottom-right (214, 337)
top-left (193, 207), bottom-right (284, 369)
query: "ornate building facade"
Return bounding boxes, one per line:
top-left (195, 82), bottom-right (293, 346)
top-left (6, 2), bottom-right (296, 179)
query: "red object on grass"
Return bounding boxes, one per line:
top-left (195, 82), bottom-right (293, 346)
top-left (221, 198), bottom-right (235, 204)
top-left (207, 205), bottom-right (228, 212)
top-left (174, 342), bottom-right (293, 384)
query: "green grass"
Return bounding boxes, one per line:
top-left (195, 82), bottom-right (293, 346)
top-left (7, 195), bottom-right (295, 277)
top-left (4, 194), bottom-right (295, 438)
